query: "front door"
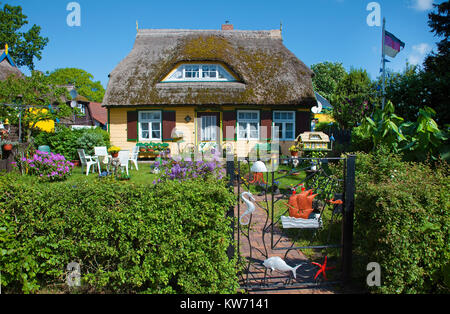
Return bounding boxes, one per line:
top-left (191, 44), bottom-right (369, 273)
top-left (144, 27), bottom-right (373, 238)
top-left (197, 112), bottom-right (221, 152)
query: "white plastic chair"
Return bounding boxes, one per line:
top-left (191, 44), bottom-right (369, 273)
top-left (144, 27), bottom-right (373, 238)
top-left (118, 150), bottom-right (130, 176)
top-left (129, 146), bottom-right (139, 171)
top-left (77, 149), bottom-right (100, 176)
top-left (94, 146), bottom-right (110, 172)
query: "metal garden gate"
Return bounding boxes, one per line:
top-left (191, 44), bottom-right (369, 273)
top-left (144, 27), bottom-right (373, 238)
top-left (227, 156), bottom-right (356, 292)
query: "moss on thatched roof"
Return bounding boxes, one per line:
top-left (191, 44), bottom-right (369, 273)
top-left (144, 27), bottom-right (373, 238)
top-left (103, 29), bottom-right (316, 107)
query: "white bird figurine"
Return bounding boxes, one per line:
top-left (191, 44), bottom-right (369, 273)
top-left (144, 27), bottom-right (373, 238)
top-left (239, 192), bottom-right (256, 225)
top-left (263, 256), bottom-right (303, 279)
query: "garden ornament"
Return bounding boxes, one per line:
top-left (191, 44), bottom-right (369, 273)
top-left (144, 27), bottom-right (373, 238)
top-left (251, 161), bottom-right (268, 173)
top-left (249, 161), bottom-right (268, 185)
top-left (312, 256), bottom-right (335, 281)
top-left (263, 256), bottom-right (303, 279)
top-left (239, 192), bottom-right (256, 225)
top-left (285, 189), bottom-right (318, 219)
top-left (329, 199), bottom-right (343, 205)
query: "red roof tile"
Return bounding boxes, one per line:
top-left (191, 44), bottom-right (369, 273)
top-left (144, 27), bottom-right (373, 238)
top-left (88, 102), bottom-right (107, 125)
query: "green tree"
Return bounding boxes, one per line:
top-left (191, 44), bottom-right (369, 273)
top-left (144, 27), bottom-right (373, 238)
top-left (423, 1), bottom-right (450, 126)
top-left (48, 68), bottom-right (105, 103)
top-left (383, 64), bottom-right (426, 123)
top-left (331, 68), bottom-right (376, 130)
top-left (311, 61), bottom-right (347, 101)
top-left (0, 2), bottom-right (49, 70)
top-left (0, 71), bottom-right (74, 141)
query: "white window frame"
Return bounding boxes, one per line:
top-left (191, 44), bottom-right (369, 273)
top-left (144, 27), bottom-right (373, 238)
top-left (273, 111), bottom-right (296, 141)
top-left (237, 110), bottom-right (260, 141)
top-left (139, 111), bottom-right (162, 141)
top-left (200, 115), bottom-right (218, 142)
top-left (77, 103), bottom-right (85, 115)
top-left (163, 64), bottom-right (237, 82)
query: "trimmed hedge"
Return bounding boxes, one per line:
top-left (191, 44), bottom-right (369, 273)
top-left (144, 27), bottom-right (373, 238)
top-left (0, 174), bottom-right (238, 294)
top-left (335, 148), bottom-right (449, 293)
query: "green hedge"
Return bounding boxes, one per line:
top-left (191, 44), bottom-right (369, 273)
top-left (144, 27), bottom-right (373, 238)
top-left (335, 148), bottom-right (449, 293)
top-left (34, 126), bottom-right (110, 161)
top-left (0, 174), bottom-right (238, 294)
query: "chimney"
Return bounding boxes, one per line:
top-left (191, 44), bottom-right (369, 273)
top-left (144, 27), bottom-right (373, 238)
top-left (221, 22), bottom-right (234, 31)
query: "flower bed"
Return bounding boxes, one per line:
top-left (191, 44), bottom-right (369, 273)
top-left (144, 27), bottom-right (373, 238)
top-left (153, 157), bottom-right (226, 184)
top-left (13, 150), bottom-right (74, 182)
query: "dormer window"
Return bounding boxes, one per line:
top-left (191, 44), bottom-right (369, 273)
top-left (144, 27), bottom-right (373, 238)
top-left (162, 63), bottom-right (238, 82)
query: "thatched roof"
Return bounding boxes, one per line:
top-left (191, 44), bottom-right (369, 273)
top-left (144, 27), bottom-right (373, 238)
top-left (103, 29), bottom-right (316, 107)
top-left (0, 50), bottom-right (22, 81)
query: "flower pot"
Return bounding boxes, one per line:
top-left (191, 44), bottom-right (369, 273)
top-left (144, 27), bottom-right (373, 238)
top-left (112, 152), bottom-right (119, 158)
top-left (290, 151), bottom-right (299, 157)
top-left (71, 160), bottom-right (80, 167)
top-left (2, 144), bottom-right (13, 151)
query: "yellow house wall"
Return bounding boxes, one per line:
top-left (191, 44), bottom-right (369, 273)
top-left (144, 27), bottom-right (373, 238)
top-left (109, 107), bottom-right (302, 157)
top-left (109, 107), bottom-right (196, 153)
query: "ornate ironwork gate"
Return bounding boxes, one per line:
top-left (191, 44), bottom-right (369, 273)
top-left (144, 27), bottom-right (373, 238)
top-left (227, 156), bottom-right (356, 292)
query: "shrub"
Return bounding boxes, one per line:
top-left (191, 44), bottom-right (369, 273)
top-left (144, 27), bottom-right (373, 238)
top-left (0, 174), bottom-right (238, 294)
top-left (34, 126), bottom-right (110, 161)
top-left (75, 130), bottom-right (107, 156)
top-left (332, 147), bottom-right (449, 293)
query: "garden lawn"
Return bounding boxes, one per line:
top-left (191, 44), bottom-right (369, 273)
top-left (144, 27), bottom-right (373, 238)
top-left (69, 162), bottom-right (158, 185)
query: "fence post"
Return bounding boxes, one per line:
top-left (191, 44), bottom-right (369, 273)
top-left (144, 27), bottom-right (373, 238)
top-left (226, 160), bottom-right (235, 260)
top-left (341, 155), bottom-right (356, 283)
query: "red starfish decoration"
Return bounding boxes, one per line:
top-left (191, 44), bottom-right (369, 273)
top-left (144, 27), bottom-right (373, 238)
top-left (312, 256), bottom-right (335, 281)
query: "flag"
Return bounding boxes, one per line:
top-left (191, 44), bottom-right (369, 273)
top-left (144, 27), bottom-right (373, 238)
top-left (383, 30), bottom-right (405, 58)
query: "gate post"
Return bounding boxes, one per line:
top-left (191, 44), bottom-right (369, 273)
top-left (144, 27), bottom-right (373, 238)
top-left (226, 160), bottom-right (235, 260)
top-left (341, 155), bottom-right (356, 283)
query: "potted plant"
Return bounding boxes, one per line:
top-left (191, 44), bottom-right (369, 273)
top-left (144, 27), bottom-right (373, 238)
top-left (289, 145), bottom-right (301, 157)
top-left (1, 140), bottom-right (14, 152)
top-left (108, 146), bottom-right (121, 158)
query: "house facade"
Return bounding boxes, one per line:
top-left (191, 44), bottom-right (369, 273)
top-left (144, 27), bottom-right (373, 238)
top-left (103, 25), bottom-right (317, 157)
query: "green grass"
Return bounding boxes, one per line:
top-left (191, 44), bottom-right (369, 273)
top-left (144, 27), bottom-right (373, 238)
top-left (10, 162), bottom-right (159, 187)
top-left (70, 162), bottom-right (158, 185)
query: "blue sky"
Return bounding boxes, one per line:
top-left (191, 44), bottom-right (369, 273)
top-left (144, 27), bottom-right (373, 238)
top-left (5, 0), bottom-right (445, 88)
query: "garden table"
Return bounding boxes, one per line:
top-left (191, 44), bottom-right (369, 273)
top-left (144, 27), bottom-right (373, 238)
top-left (108, 156), bottom-right (121, 175)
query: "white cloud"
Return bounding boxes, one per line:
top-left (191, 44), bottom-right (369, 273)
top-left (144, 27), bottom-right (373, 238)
top-left (408, 43), bottom-right (432, 65)
top-left (410, 0), bottom-right (434, 11)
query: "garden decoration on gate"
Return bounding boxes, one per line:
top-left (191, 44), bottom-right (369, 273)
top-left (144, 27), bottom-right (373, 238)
top-left (233, 155), bottom-right (355, 291)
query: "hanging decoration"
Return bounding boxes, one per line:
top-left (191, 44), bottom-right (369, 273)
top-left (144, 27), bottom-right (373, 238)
top-left (249, 161), bottom-right (268, 185)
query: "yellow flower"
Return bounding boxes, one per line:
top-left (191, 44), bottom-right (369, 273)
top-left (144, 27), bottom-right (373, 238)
top-left (108, 146), bottom-right (121, 154)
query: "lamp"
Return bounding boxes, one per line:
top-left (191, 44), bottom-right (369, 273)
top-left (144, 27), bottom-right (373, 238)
top-left (251, 161), bottom-right (268, 173)
top-left (184, 115), bottom-right (192, 123)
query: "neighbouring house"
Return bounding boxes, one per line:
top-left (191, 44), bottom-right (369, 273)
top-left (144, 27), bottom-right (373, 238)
top-left (59, 85), bottom-right (107, 130)
top-left (0, 45), bottom-right (22, 142)
top-left (0, 45), bottom-right (22, 81)
top-left (103, 25), bottom-right (317, 157)
top-left (89, 102), bottom-right (108, 130)
top-left (314, 92), bottom-right (334, 124)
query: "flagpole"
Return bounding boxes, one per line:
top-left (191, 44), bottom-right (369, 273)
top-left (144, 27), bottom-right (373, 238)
top-left (381, 17), bottom-right (386, 110)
